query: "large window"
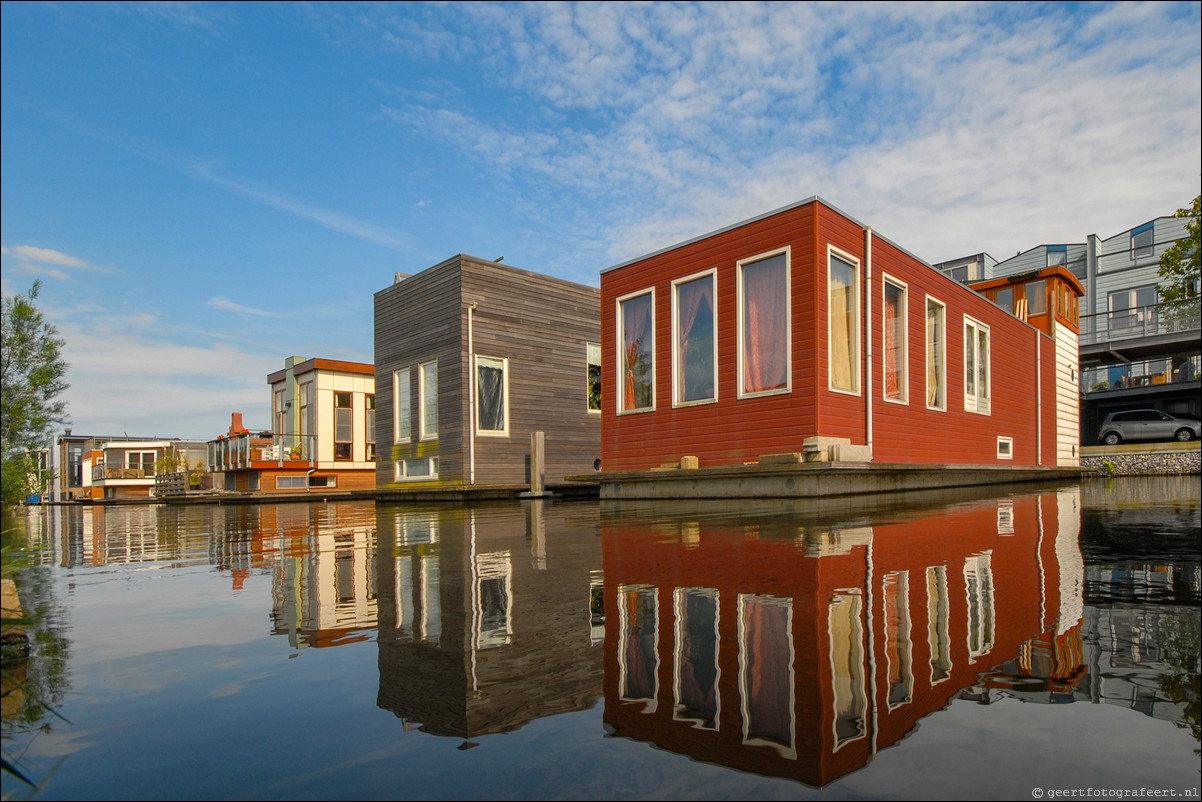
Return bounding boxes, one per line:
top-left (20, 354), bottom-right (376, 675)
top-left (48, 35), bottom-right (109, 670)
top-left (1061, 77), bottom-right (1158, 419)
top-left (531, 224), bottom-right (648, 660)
top-left (587, 342), bottom-right (602, 412)
top-left (739, 250), bottom-right (789, 397)
top-left (964, 317), bottom-right (990, 414)
top-left (365, 394), bottom-right (376, 461)
top-left (618, 291), bottom-right (655, 412)
top-left (274, 389), bottom-right (287, 438)
top-left (394, 368), bottom-right (411, 443)
top-left (883, 277), bottom-right (907, 403)
top-left (126, 451), bottom-right (155, 475)
top-left (1025, 279), bottom-right (1046, 315)
top-left (926, 298), bottom-right (946, 410)
top-left (828, 250), bottom-right (859, 394)
top-left (476, 356), bottom-right (508, 436)
top-left (299, 380), bottom-right (315, 459)
top-left (1108, 285), bottom-right (1157, 333)
top-left (334, 391), bottom-right (353, 460)
top-left (420, 361), bottom-right (438, 440)
top-left (1131, 223), bottom-right (1154, 259)
top-left (673, 271), bottom-right (716, 406)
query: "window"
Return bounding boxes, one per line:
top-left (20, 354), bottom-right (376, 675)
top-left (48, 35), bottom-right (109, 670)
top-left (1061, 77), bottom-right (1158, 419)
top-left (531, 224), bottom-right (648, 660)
top-left (926, 298), bottom-right (946, 410)
top-left (334, 391), bottom-right (353, 460)
top-left (476, 356), bottom-right (508, 435)
top-left (926, 566), bottom-right (951, 683)
top-left (673, 271), bottom-right (716, 406)
top-left (394, 368), bottom-right (411, 443)
top-left (365, 394), bottom-right (376, 461)
top-left (1026, 280), bottom-right (1046, 315)
top-left (740, 593), bottom-right (796, 758)
top-left (299, 381), bottom-right (315, 459)
top-left (997, 437), bottom-right (1013, 459)
top-left (618, 291), bottom-right (654, 412)
top-left (1109, 286), bottom-right (1157, 333)
top-left (673, 587), bottom-right (720, 730)
top-left (964, 318), bottom-right (990, 414)
top-left (126, 451), bottom-right (155, 475)
top-left (828, 250), bottom-right (859, 394)
top-left (739, 250), bottom-right (790, 397)
top-left (587, 342), bottom-right (602, 412)
top-left (396, 456), bottom-right (438, 481)
top-left (277, 475), bottom-right (306, 489)
top-left (1131, 223), bottom-right (1154, 259)
top-left (828, 591), bottom-right (865, 749)
top-left (1046, 246), bottom-right (1067, 267)
top-left (883, 277), bottom-right (907, 403)
top-left (994, 286), bottom-right (1013, 314)
top-left (274, 389), bottom-right (287, 438)
top-left (420, 361), bottom-right (438, 440)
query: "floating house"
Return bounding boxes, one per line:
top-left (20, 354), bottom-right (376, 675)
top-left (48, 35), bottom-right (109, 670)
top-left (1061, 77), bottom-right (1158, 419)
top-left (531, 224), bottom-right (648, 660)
top-left (598, 197), bottom-right (1083, 491)
top-left (374, 254), bottom-right (601, 490)
top-left (207, 357), bottom-right (377, 493)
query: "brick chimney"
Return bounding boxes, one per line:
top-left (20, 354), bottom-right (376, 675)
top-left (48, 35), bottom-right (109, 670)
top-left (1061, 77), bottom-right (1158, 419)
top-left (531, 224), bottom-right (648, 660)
top-left (228, 413), bottom-right (249, 437)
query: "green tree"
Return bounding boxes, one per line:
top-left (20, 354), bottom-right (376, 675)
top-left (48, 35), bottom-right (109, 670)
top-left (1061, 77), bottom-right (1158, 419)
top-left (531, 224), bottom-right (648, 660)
top-left (1, 281), bottom-right (69, 507)
top-left (1158, 194), bottom-right (1201, 304)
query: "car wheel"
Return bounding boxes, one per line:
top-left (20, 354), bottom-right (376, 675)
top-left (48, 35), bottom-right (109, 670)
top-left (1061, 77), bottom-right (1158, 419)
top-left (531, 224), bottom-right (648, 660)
top-left (1103, 432), bottom-right (1121, 446)
top-left (1175, 428), bottom-right (1195, 442)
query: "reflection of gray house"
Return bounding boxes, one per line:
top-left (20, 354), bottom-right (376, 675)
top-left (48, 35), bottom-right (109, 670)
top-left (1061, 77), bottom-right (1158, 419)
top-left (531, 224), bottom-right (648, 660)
top-left (374, 503), bottom-right (603, 738)
top-left (938, 212), bottom-right (1200, 444)
top-left (374, 255), bottom-right (601, 489)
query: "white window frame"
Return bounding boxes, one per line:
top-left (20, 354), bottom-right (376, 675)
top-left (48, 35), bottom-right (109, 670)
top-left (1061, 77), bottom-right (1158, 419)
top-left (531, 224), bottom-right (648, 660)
top-left (474, 355), bottom-right (510, 437)
top-left (586, 341), bottom-right (602, 414)
top-left (1130, 224), bottom-right (1154, 259)
top-left (419, 360), bottom-right (438, 441)
top-left (737, 247), bottom-right (792, 399)
top-left (395, 456), bottom-right (439, 482)
top-left (617, 288), bottom-right (656, 414)
top-left (393, 368), bottom-right (411, 444)
top-left (881, 274), bottom-right (908, 405)
top-left (963, 317), bottom-right (991, 415)
top-left (672, 269), bottom-right (718, 408)
top-left (997, 436), bottom-right (1014, 460)
top-left (827, 246), bottom-right (861, 395)
top-left (925, 296), bottom-right (947, 412)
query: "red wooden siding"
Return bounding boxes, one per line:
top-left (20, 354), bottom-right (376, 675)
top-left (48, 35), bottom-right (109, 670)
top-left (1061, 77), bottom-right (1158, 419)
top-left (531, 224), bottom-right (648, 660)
top-left (601, 198), bottom-right (1064, 471)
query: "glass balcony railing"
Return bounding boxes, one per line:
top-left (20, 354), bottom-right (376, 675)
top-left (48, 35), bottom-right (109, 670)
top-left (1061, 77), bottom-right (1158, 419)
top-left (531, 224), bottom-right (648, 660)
top-left (1079, 299), bottom-right (1201, 346)
top-left (206, 433), bottom-right (318, 472)
top-left (1082, 355), bottom-right (1201, 393)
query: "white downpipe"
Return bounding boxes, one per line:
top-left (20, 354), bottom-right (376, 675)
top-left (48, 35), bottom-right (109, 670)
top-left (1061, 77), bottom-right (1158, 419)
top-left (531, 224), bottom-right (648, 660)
top-left (468, 304), bottom-right (477, 485)
top-left (864, 226), bottom-right (874, 459)
top-left (1036, 330), bottom-right (1042, 467)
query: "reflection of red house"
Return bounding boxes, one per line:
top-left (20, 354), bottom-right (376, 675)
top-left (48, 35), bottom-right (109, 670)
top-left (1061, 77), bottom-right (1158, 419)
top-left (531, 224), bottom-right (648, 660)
top-left (600, 197), bottom-right (1084, 474)
top-left (601, 489), bottom-right (1086, 787)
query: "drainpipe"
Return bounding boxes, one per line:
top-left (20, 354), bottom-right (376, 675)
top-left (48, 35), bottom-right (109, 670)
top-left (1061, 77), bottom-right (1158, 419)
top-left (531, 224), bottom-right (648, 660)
top-left (1036, 330), bottom-right (1043, 466)
top-left (864, 226), bottom-right (874, 459)
top-left (468, 303), bottom-right (477, 485)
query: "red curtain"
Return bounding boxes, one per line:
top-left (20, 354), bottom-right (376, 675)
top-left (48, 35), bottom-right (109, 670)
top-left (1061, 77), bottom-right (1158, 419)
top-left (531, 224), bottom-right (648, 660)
top-left (743, 257), bottom-right (788, 393)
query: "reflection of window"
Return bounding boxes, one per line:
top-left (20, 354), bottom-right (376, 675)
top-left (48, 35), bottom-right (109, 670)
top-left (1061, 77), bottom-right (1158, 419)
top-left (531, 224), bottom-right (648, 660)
top-left (420, 361), bottom-right (438, 440)
top-left (474, 551), bottom-right (513, 649)
top-left (394, 368), bottom-right (411, 443)
top-left (618, 291), bottom-right (655, 412)
top-left (587, 342), bottom-right (602, 412)
top-left (589, 570), bottom-right (605, 645)
top-left (926, 298), bottom-right (946, 410)
top-left (926, 566), bottom-right (951, 683)
top-left (618, 584), bottom-right (658, 711)
top-left (965, 553), bottom-right (995, 661)
top-left (365, 394), bottom-right (375, 461)
top-left (1026, 280), bottom-right (1046, 315)
top-left (392, 513), bottom-right (440, 643)
top-left (421, 553), bottom-right (441, 644)
top-left (739, 593), bottom-right (795, 758)
top-left (476, 356), bottom-right (508, 435)
top-left (828, 590), bottom-right (865, 749)
top-left (964, 318), bottom-right (990, 414)
top-left (334, 391), bottom-right (353, 460)
top-left (883, 277), bottom-right (907, 403)
top-left (829, 250), bottom-right (860, 394)
top-left (883, 573), bottom-right (912, 707)
top-left (674, 587), bottom-right (720, 730)
top-left (1130, 223), bottom-right (1154, 259)
top-left (739, 250), bottom-right (790, 397)
top-left (673, 272), bottom-right (717, 406)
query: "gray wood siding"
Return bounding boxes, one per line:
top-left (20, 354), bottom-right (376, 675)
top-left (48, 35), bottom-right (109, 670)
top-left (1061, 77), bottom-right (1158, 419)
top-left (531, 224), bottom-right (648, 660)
top-left (461, 257), bottom-right (601, 485)
top-left (374, 258), bottom-right (466, 486)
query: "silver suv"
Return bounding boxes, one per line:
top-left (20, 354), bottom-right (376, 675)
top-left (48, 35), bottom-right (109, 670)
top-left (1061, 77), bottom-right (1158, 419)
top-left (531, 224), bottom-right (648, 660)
top-left (1098, 409), bottom-right (1200, 445)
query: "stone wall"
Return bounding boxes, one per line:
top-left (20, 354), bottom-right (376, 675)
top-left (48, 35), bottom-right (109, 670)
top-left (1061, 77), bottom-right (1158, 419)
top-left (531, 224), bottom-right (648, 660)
top-left (1081, 447), bottom-right (1201, 476)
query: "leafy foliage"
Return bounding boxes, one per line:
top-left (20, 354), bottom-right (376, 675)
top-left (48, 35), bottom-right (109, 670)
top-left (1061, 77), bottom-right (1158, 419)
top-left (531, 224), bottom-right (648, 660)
top-left (1158, 195), bottom-right (1201, 304)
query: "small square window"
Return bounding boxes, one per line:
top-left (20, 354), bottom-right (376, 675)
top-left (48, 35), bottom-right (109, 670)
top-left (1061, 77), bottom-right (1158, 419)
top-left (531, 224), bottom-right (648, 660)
top-left (997, 437), bottom-right (1013, 460)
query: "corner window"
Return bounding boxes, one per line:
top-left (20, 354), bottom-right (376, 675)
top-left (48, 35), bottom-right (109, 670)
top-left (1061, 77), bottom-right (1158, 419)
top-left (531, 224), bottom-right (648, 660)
top-left (587, 342), bottom-right (602, 412)
top-left (828, 250), bottom-right (860, 394)
top-left (420, 361), bottom-right (438, 440)
top-left (926, 298), bottom-right (946, 410)
top-left (393, 369), bottom-right (411, 443)
top-left (476, 356), bottom-right (509, 436)
top-left (618, 290), bottom-right (655, 412)
top-left (1131, 223), bottom-right (1154, 259)
top-left (334, 391), bottom-right (353, 460)
top-left (738, 250), bottom-right (790, 397)
top-left (673, 271), bottom-right (716, 406)
top-left (883, 277), bottom-right (907, 403)
top-left (964, 317), bottom-right (990, 415)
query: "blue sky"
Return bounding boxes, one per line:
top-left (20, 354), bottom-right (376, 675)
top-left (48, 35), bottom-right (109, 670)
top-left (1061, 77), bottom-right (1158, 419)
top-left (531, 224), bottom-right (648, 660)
top-left (3, 1), bottom-right (1200, 441)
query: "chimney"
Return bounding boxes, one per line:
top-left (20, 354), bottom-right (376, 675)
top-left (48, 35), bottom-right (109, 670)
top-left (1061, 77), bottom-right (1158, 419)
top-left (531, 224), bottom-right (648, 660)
top-left (228, 413), bottom-right (248, 437)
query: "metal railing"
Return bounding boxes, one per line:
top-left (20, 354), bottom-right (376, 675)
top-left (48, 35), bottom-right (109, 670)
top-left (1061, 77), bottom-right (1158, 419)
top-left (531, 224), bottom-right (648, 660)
top-left (1079, 299), bottom-right (1200, 346)
top-left (1082, 355), bottom-right (1201, 393)
top-left (206, 432), bottom-right (317, 472)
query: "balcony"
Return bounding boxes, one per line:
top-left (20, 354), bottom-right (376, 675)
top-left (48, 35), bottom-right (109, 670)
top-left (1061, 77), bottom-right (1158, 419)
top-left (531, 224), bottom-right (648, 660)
top-left (207, 432), bottom-right (317, 472)
top-left (92, 465), bottom-right (156, 482)
top-left (1080, 300), bottom-right (1201, 366)
top-left (1082, 355), bottom-right (1201, 394)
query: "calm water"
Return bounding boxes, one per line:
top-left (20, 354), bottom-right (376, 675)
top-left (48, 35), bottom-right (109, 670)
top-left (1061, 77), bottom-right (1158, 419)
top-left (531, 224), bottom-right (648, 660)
top-left (2, 477), bottom-right (1199, 801)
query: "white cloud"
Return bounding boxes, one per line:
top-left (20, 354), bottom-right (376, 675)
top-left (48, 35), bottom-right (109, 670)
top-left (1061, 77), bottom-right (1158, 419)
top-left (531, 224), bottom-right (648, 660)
top-left (0, 245), bottom-right (115, 279)
top-left (206, 296), bottom-right (277, 318)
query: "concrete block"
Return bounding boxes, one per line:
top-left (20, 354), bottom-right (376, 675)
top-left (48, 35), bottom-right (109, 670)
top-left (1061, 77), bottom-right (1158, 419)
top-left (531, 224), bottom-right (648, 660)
top-left (679, 456), bottom-right (699, 470)
top-left (759, 452), bottom-right (803, 465)
top-left (830, 444), bottom-right (872, 462)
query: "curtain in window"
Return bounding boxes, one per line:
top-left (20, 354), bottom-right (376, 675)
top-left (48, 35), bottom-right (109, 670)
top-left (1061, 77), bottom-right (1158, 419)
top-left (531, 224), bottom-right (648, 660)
top-left (622, 588), bottom-right (657, 700)
top-left (477, 359), bottom-right (505, 430)
top-left (926, 304), bottom-right (942, 407)
top-left (830, 257), bottom-right (856, 391)
top-left (743, 256), bottom-right (788, 393)
top-left (622, 295), bottom-right (653, 410)
top-left (884, 284), bottom-right (902, 400)
top-left (677, 277), bottom-right (715, 402)
top-left (742, 596), bottom-right (792, 747)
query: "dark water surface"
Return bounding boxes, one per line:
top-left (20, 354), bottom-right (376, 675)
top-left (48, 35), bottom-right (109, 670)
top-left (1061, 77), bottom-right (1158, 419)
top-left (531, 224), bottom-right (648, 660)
top-left (2, 477), bottom-right (1198, 801)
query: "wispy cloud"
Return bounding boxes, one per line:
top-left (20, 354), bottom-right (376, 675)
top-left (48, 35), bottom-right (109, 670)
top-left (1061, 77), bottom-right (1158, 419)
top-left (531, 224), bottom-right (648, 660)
top-left (0, 245), bottom-right (115, 280)
top-left (205, 296), bottom-right (277, 318)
